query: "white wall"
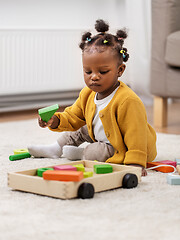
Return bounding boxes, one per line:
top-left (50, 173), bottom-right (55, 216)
top-left (0, 0), bottom-right (152, 102)
top-left (0, 0), bottom-right (127, 29)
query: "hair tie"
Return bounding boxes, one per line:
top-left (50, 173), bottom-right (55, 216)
top-left (120, 49), bottom-right (126, 54)
top-left (103, 40), bottom-right (108, 44)
top-left (86, 37), bottom-right (91, 42)
top-left (120, 49), bottom-right (126, 59)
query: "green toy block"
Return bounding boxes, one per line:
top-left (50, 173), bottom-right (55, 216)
top-left (38, 104), bottom-right (59, 122)
top-left (9, 152), bottom-right (31, 161)
top-left (175, 159), bottom-right (180, 165)
top-left (167, 173), bottom-right (180, 185)
top-left (94, 164), bottom-right (113, 174)
top-left (73, 164), bottom-right (85, 172)
top-left (37, 168), bottom-right (54, 177)
top-left (83, 171), bottom-right (93, 178)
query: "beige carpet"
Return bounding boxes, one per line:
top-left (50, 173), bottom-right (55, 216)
top-left (0, 119), bottom-right (180, 240)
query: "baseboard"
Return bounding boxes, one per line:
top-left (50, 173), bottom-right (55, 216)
top-left (0, 90), bottom-right (80, 113)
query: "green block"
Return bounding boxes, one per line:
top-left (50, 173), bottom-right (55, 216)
top-left (73, 164), bottom-right (85, 172)
top-left (167, 174), bottom-right (180, 185)
top-left (83, 171), bottom-right (93, 178)
top-left (38, 104), bottom-right (59, 122)
top-left (37, 168), bottom-right (54, 177)
top-left (94, 164), bottom-right (113, 174)
top-left (9, 152), bottom-right (31, 161)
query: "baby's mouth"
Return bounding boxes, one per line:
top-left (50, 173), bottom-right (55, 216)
top-left (90, 83), bottom-right (101, 86)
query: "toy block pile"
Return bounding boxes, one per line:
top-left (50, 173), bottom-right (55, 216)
top-left (9, 149), bottom-right (31, 161)
top-left (37, 163), bottom-right (114, 182)
top-left (9, 104), bottom-right (59, 161)
top-left (167, 159), bottom-right (180, 185)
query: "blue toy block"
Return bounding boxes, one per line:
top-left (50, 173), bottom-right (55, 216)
top-left (175, 158), bottom-right (180, 165)
top-left (167, 173), bottom-right (180, 185)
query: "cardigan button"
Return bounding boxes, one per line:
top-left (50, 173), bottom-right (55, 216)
top-left (99, 113), bottom-right (104, 118)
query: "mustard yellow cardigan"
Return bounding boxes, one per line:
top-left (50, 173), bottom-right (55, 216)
top-left (50, 81), bottom-right (157, 167)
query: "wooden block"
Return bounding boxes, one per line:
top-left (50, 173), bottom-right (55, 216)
top-left (147, 162), bottom-right (174, 173)
top-left (37, 168), bottom-right (54, 177)
top-left (73, 164), bottom-right (85, 172)
top-left (167, 174), bottom-right (180, 185)
top-left (83, 171), bottom-right (93, 178)
top-left (176, 165), bottom-right (180, 175)
top-left (53, 165), bottom-right (77, 171)
top-left (38, 104), bottom-right (59, 122)
top-left (43, 170), bottom-right (83, 182)
top-left (155, 160), bottom-right (177, 167)
top-left (9, 152), bottom-right (31, 161)
top-left (94, 164), bottom-right (113, 174)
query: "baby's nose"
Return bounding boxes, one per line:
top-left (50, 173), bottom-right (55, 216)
top-left (91, 73), bottom-right (100, 81)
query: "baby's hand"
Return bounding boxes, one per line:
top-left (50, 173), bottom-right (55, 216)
top-left (128, 164), bottom-right (147, 177)
top-left (141, 167), bottom-right (147, 176)
top-left (38, 115), bottom-right (59, 129)
top-left (38, 115), bottom-right (54, 128)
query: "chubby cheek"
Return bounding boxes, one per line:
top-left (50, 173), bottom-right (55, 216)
top-left (84, 75), bottom-right (90, 86)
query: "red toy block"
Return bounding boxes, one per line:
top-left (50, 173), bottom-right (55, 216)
top-left (155, 160), bottom-right (177, 167)
top-left (147, 162), bottom-right (174, 173)
top-left (43, 170), bottom-right (83, 182)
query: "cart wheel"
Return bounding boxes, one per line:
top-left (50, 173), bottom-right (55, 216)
top-left (78, 183), bottom-right (95, 199)
top-left (122, 173), bottom-right (138, 189)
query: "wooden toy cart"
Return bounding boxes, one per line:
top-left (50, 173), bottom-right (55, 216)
top-left (8, 160), bottom-right (141, 199)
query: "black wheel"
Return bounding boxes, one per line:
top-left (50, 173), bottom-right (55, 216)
top-left (78, 183), bottom-right (95, 199)
top-left (122, 173), bottom-right (138, 189)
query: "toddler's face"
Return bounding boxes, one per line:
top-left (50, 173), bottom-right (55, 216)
top-left (82, 48), bottom-right (125, 99)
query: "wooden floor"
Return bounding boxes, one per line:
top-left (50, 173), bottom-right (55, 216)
top-left (0, 102), bottom-right (180, 134)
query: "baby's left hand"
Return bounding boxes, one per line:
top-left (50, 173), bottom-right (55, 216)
top-left (128, 164), bottom-right (147, 176)
top-left (141, 167), bottom-right (147, 176)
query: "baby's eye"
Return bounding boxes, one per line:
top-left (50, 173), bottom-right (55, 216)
top-left (85, 71), bottom-right (92, 75)
top-left (100, 70), bottom-right (109, 74)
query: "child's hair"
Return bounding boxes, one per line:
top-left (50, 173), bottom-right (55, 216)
top-left (79, 19), bottom-right (129, 63)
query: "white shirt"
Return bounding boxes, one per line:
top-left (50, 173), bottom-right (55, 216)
top-left (92, 86), bottom-right (119, 143)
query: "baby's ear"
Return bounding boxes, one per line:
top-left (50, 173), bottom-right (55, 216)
top-left (118, 64), bottom-right (126, 77)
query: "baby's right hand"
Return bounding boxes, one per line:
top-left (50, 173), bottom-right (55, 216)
top-left (38, 115), bottom-right (60, 129)
top-left (38, 115), bottom-right (54, 128)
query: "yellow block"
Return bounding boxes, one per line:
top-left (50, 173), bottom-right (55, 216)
top-left (13, 148), bottom-right (29, 155)
top-left (73, 164), bottom-right (85, 172)
top-left (83, 171), bottom-right (93, 178)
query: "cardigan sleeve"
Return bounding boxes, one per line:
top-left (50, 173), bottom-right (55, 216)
top-left (118, 97), bottom-right (148, 168)
top-left (49, 89), bottom-right (86, 132)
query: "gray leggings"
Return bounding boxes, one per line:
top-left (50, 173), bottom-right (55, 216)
top-left (57, 125), bottom-right (114, 162)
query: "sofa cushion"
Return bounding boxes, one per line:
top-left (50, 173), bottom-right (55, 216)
top-left (165, 31), bottom-right (180, 67)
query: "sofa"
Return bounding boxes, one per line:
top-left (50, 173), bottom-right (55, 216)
top-left (150, 0), bottom-right (180, 127)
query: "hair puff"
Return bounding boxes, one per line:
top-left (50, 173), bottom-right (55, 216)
top-left (82, 32), bottom-right (92, 41)
top-left (95, 19), bottom-right (109, 33)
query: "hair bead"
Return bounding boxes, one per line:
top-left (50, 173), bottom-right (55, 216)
top-left (86, 37), bottom-right (91, 42)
